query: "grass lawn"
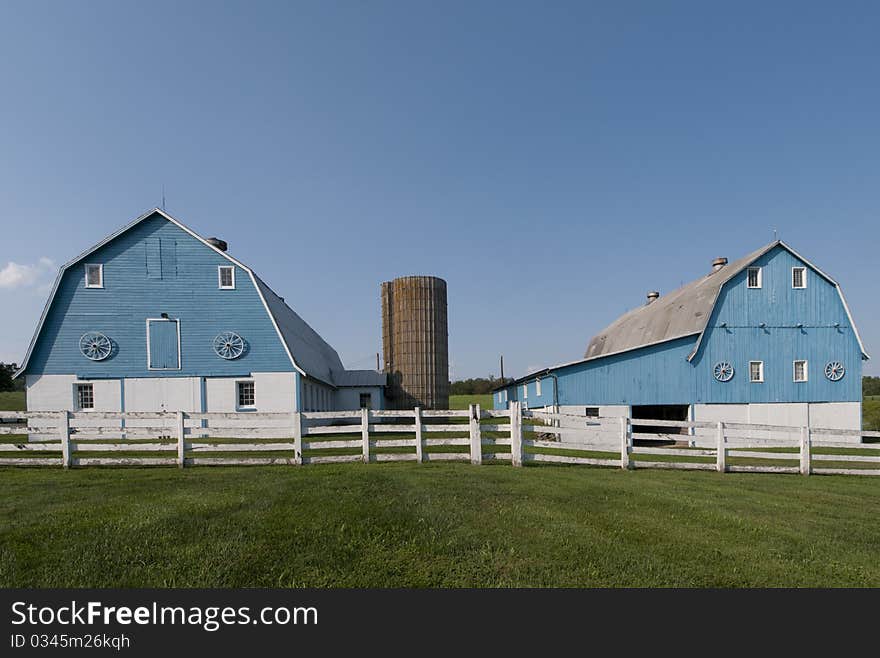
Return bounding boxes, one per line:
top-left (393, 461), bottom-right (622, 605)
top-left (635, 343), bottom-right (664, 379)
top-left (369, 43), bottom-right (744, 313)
top-left (2, 463), bottom-right (879, 588)
top-left (0, 391), bottom-right (25, 411)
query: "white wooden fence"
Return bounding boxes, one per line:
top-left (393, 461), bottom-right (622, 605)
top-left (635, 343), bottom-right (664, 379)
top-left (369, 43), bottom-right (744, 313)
top-left (0, 401), bottom-right (878, 476)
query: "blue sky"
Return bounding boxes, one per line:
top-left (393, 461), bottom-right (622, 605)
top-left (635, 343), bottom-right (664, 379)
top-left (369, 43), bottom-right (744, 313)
top-left (1, 1), bottom-right (878, 378)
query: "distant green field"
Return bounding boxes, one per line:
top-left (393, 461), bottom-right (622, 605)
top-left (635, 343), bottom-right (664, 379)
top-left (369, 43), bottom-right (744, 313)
top-left (0, 391), bottom-right (25, 411)
top-left (450, 394), bottom-right (493, 410)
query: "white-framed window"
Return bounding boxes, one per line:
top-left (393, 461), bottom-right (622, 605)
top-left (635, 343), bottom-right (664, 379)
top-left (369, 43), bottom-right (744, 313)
top-left (236, 380), bottom-right (256, 410)
top-left (75, 383), bottom-right (95, 410)
top-left (497, 391), bottom-right (502, 404)
top-left (502, 390), bottom-right (508, 403)
top-left (585, 407), bottom-right (599, 418)
top-left (793, 360), bottom-right (808, 383)
top-left (536, 378), bottom-right (542, 396)
top-left (792, 267), bottom-right (807, 289)
top-left (359, 392), bottom-right (372, 409)
top-left (747, 267), bottom-right (762, 289)
top-left (749, 361), bottom-right (764, 383)
top-left (85, 263), bottom-right (103, 288)
top-left (522, 384), bottom-right (528, 400)
top-left (218, 265), bottom-right (235, 289)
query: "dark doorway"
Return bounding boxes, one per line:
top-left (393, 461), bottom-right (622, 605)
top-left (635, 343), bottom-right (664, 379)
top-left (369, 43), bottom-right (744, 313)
top-left (631, 405), bottom-right (689, 435)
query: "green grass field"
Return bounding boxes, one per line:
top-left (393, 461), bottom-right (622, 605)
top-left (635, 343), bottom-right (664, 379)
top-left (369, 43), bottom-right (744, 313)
top-left (1, 463), bottom-right (879, 588)
top-left (0, 391), bottom-right (25, 411)
top-left (864, 396), bottom-right (880, 431)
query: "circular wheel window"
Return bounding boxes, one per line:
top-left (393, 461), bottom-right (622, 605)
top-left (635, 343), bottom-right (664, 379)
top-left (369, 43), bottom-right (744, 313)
top-left (79, 332), bottom-right (112, 361)
top-left (713, 362), bottom-right (734, 382)
top-left (824, 361), bottom-right (845, 382)
top-left (213, 331), bottom-right (245, 360)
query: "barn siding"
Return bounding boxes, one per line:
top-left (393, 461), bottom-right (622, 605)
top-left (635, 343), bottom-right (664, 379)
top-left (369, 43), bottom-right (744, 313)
top-left (25, 213), bottom-right (293, 379)
top-left (693, 247), bottom-right (862, 403)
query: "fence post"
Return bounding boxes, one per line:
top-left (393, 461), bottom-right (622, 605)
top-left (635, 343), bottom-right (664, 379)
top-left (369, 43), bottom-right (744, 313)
top-left (510, 401), bottom-right (523, 467)
top-left (292, 411), bottom-right (303, 465)
top-left (800, 425), bottom-right (811, 476)
top-left (716, 421), bottom-right (726, 473)
top-left (619, 416), bottom-right (632, 470)
top-left (414, 407), bottom-right (423, 463)
top-left (361, 407), bottom-right (370, 463)
top-left (176, 411), bottom-right (185, 468)
top-left (59, 410), bottom-right (71, 469)
top-left (469, 403), bottom-right (482, 465)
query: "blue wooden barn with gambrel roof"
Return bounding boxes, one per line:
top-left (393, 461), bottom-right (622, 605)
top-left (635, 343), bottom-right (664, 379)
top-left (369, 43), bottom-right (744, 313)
top-left (15, 209), bottom-right (385, 415)
top-left (494, 241), bottom-right (868, 434)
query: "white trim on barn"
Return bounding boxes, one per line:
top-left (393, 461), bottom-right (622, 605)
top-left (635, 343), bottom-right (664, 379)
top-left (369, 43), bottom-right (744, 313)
top-left (145, 318), bottom-right (182, 371)
top-left (218, 265), bottom-right (236, 290)
top-left (84, 263), bottom-right (103, 288)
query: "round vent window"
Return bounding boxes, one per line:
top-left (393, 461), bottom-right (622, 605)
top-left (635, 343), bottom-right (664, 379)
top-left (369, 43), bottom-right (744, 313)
top-left (824, 362), bottom-right (845, 382)
top-left (79, 332), bottom-right (112, 361)
top-left (213, 332), bottom-right (245, 360)
top-left (713, 362), bottom-right (734, 382)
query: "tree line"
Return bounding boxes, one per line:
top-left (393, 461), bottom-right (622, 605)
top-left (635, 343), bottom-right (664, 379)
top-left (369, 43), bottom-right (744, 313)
top-left (0, 363), bottom-right (24, 392)
top-left (449, 377), bottom-right (513, 396)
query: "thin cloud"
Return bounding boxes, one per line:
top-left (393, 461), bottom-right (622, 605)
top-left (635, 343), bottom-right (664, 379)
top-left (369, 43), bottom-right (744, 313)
top-left (0, 258), bottom-right (56, 290)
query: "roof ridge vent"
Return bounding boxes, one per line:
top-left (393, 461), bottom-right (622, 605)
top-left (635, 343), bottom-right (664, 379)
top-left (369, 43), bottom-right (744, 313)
top-left (646, 291), bottom-right (660, 305)
top-left (711, 257), bottom-right (728, 273)
top-left (207, 237), bottom-right (228, 252)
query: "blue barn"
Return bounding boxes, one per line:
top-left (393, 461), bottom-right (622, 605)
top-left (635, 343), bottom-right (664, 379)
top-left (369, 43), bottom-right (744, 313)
top-left (494, 242), bottom-right (869, 434)
top-left (15, 209), bottom-right (385, 414)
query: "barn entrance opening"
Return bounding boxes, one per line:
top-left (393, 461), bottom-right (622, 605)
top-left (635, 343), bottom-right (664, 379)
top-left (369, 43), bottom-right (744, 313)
top-left (630, 405), bottom-right (689, 436)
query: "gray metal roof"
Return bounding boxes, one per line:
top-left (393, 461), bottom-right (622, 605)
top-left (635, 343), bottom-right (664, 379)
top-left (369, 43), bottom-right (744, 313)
top-left (332, 369), bottom-right (387, 387)
top-left (252, 276), bottom-right (346, 387)
top-left (584, 241), bottom-right (780, 360)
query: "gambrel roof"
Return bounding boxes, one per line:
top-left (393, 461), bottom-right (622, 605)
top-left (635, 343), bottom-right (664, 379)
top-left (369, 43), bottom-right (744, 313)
top-left (15, 208), bottom-right (375, 387)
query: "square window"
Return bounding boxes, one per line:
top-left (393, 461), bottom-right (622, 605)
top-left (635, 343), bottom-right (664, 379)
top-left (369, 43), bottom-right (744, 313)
top-left (585, 407), bottom-right (599, 418)
top-left (237, 381), bottom-right (255, 409)
top-left (793, 360), bottom-right (808, 382)
top-left (749, 361), bottom-right (764, 383)
top-left (218, 266), bottom-right (235, 289)
top-left (792, 267), bottom-right (806, 289)
top-left (85, 264), bottom-right (103, 288)
top-left (76, 383), bottom-right (94, 410)
top-left (747, 267), bottom-right (762, 289)
top-left (359, 393), bottom-right (372, 409)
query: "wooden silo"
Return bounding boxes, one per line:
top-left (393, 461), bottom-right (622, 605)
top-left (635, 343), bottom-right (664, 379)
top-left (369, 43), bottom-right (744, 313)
top-left (381, 276), bottom-right (449, 409)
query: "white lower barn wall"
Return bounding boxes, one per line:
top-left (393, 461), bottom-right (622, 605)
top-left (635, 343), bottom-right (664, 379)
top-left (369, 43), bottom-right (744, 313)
top-left (26, 374), bottom-right (123, 432)
top-left (556, 405), bottom-right (629, 428)
top-left (693, 402), bottom-right (862, 443)
top-left (335, 386), bottom-right (384, 411)
top-left (26, 373), bottom-right (298, 434)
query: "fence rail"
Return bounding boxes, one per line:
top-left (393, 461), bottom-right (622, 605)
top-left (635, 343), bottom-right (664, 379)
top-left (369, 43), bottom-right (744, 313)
top-left (0, 403), bottom-right (878, 476)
